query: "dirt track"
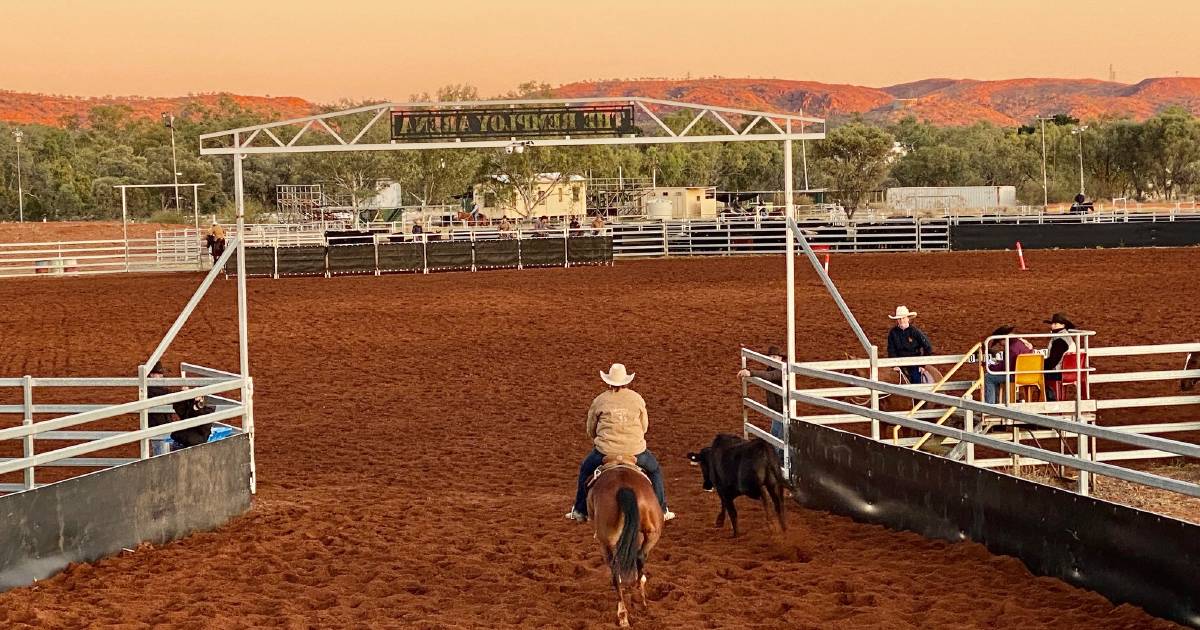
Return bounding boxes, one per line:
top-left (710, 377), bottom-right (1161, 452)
top-left (0, 248), bottom-right (1195, 629)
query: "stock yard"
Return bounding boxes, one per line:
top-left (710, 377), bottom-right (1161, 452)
top-left (0, 247), bottom-right (1195, 629)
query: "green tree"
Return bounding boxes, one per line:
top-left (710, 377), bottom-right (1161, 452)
top-left (813, 122), bottom-right (895, 216)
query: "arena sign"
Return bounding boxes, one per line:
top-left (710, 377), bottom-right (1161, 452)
top-left (390, 105), bottom-right (638, 141)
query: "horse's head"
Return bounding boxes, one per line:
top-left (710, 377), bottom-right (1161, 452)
top-left (1183, 353), bottom-right (1198, 392)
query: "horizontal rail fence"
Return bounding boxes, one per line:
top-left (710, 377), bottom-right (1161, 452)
top-left (740, 341), bottom-right (1200, 502)
top-left (6, 211), bottom-right (1200, 281)
top-left (0, 363), bottom-right (248, 495)
top-left (0, 238), bottom-right (202, 278)
top-left (225, 227), bottom-right (613, 278)
top-left (611, 217), bottom-right (950, 258)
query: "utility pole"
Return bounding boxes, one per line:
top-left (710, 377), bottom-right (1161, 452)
top-left (12, 130), bottom-right (24, 222)
top-left (162, 113), bottom-right (182, 211)
top-left (1035, 116), bottom-right (1052, 209)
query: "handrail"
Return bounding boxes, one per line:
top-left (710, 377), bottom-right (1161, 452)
top-left (893, 341), bottom-right (982, 445)
top-left (909, 378), bottom-right (984, 451)
top-left (0, 379), bottom-right (241, 442)
top-left (146, 237), bottom-right (240, 370)
top-left (789, 386), bottom-right (1200, 498)
top-left (0, 406), bottom-right (245, 477)
top-left (789, 364), bottom-right (1200, 460)
top-left (786, 217), bottom-right (872, 354)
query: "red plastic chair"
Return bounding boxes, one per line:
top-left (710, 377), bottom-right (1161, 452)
top-left (1060, 352), bottom-right (1090, 399)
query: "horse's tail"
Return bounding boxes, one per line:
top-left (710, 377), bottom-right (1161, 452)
top-left (612, 487), bottom-right (641, 582)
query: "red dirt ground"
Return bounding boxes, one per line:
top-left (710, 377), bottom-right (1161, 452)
top-left (0, 248), bottom-right (1196, 629)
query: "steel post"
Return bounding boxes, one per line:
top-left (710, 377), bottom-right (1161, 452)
top-left (138, 364), bottom-right (149, 459)
top-left (233, 141), bottom-right (252, 494)
top-left (22, 375), bottom-right (34, 490)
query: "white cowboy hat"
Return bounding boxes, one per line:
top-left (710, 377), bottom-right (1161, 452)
top-left (600, 363), bottom-right (635, 387)
top-left (888, 305), bottom-right (917, 320)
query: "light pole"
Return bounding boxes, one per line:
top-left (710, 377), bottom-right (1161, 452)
top-left (12, 129), bottom-right (24, 222)
top-left (1035, 116), bottom-right (1053, 209)
top-left (1071, 125), bottom-right (1089, 196)
top-left (161, 113), bottom-right (182, 211)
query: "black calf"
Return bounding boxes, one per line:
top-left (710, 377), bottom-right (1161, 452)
top-left (686, 433), bottom-right (787, 537)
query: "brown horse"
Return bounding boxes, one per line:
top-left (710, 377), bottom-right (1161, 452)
top-left (587, 459), bottom-right (665, 628)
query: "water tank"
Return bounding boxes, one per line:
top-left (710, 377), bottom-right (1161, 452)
top-left (646, 198), bottom-right (673, 219)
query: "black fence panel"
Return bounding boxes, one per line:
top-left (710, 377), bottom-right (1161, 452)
top-left (327, 244), bottom-right (376, 275)
top-left (425, 241), bottom-right (474, 271)
top-left (567, 236), bottom-right (613, 265)
top-left (275, 246), bottom-right (327, 276)
top-left (520, 237), bottom-right (567, 267)
top-left (473, 239), bottom-right (521, 269)
top-left (377, 243), bottom-right (424, 273)
top-left (225, 246), bottom-right (275, 277)
top-left (788, 421), bottom-right (1200, 627)
top-left (950, 221), bottom-right (1200, 250)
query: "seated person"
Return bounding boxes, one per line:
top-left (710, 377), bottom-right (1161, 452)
top-left (985, 325), bottom-right (1034, 404)
top-left (1043, 312), bottom-right (1078, 401)
top-left (566, 363), bottom-right (673, 523)
top-left (171, 396), bottom-right (215, 448)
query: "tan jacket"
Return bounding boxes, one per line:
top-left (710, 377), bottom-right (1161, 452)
top-left (208, 224), bottom-right (226, 240)
top-left (587, 388), bottom-right (648, 457)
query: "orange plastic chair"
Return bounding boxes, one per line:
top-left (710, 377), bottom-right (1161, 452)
top-left (1013, 353), bottom-right (1046, 402)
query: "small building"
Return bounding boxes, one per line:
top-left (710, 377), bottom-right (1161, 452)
top-left (472, 174), bottom-right (587, 220)
top-left (642, 186), bottom-right (718, 219)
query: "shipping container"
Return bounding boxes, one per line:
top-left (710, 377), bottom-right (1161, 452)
top-left (886, 186), bottom-right (1017, 212)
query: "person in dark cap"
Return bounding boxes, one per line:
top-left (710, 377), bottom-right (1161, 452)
top-left (984, 325), bottom-right (1034, 404)
top-left (737, 345), bottom-right (787, 458)
top-left (147, 361), bottom-right (173, 429)
top-left (1043, 313), bottom-right (1078, 401)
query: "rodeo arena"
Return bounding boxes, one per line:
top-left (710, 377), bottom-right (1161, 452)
top-left (3, 97), bottom-right (1200, 629)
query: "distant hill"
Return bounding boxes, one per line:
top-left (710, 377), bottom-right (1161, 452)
top-left (0, 91), bottom-right (315, 126)
top-left (555, 77), bottom-right (1200, 126)
top-left (4, 76), bottom-right (1200, 128)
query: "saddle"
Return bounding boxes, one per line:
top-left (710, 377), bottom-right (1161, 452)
top-left (587, 456), bottom-right (650, 489)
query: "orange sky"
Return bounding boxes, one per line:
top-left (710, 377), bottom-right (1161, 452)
top-left (3, 0), bottom-right (1197, 103)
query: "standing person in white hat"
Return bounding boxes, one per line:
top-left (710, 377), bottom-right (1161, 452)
top-left (886, 305), bottom-right (933, 385)
top-left (566, 363), bottom-right (673, 523)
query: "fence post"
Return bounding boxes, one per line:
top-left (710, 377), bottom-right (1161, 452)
top-left (22, 375), bottom-right (34, 490)
top-left (246, 376), bottom-right (257, 494)
top-left (868, 345), bottom-right (881, 440)
top-left (661, 222), bottom-right (668, 257)
top-left (516, 228), bottom-right (523, 270)
top-left (964, 408), bottom-right (975, 465)
top-left (563, 223), bottom-right (570, 268)
top-left (374, 239), bottom-right (381, 276)
top-left (915, 218), bottom-right (923, 252)
top-left (1075, 332), bottom-right (1089, 496)
top-left (138, 364), bottom-right (150, 460)
top-left (422, 233), bottom-right (429, 274)
top-left (273, 245), bottom-right (279, 280)
top-left (741, 353), bottom-right (749, 440)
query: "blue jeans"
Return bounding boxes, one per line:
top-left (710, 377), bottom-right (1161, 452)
top-left (770, 419), bottom-right (786, 462)
top-left (902, 366), bottom-right (923, 385)
top-left (573, 449), bottom-right (668, 515)
top-left (985, 372), bottom-right (1010, 404)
